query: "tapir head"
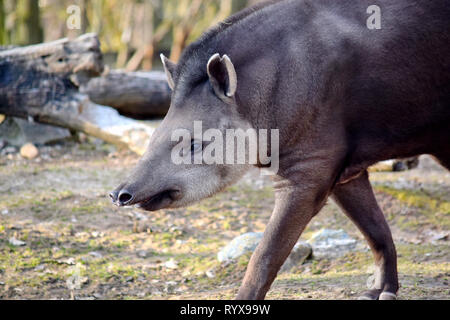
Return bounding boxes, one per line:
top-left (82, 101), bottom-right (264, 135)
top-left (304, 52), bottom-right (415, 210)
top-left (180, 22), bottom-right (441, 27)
top-left (110, 53), bottom-right (253, 211)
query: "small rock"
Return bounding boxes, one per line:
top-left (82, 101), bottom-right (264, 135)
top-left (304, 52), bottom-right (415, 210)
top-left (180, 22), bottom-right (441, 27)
top-left (169, 226), bottom-right (183, 233)
top-left (307, 229), bottom-right (357, 259)
top-left (164, 281), bottom-right (177, 293)
top-left (182, 270), bottom-right (191, 277)
top-left (218, 232), bottom-right (313, 266)
top-left (1, 146), bottom-right (17, 155)
top-left (280, 241), bottom-right (312, 272)
top-left (430, 232), bottom-right (448, 242)
top-left (0, 117), bottom-right (70, 147)
top-left (57, 257), bottom-right (76, 265)
top-left (88, 251), bottom-right (102, 258)
top-left (9, 237), bottom-right (26, 246)
top-left (137, 250), bottom-right (148, 258)
top-left (20, 143), bottom-right (39, 159)
top-left (164, 259), bottom-right (178, 269)
top-left (217, 232), bottom-right (263, 262)
top-left (91, 231), bottom-right (103, 238)
top-left (175, 286), bottom-right (187, 293)
top-left (1, 209), bottom-right (9, 215)
top-left (44, 269), bottom-right (57, 275)
top-left (34, 264), bottom-right (46, 271)
top-left (151, 289), bottom-right (162, 296)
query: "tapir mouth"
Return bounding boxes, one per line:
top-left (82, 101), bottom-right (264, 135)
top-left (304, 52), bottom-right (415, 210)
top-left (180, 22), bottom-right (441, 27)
top-left (135, 189), bottom-right (181, 211)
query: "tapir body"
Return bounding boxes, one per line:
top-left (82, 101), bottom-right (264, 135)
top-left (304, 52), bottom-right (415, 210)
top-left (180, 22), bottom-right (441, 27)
top-left (112, 0), bottom-right (450, 299)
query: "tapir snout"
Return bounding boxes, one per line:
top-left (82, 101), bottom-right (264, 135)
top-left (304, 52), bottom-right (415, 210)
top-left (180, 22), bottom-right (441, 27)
top-left (110, 183), bottom-right (182, 211)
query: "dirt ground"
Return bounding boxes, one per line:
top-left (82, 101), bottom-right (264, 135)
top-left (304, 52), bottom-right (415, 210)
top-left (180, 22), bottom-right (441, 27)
top-left (0, 139), bottom-right (449, 300)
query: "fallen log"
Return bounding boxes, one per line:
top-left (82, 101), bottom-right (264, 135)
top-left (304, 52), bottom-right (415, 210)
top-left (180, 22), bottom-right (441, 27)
top-left (80, 70), bottom-right (171, 119)
top-left (0, 34), bottom-right (166, 154)
top-left (0, 33), bottom-right (103, 82)
top-left (0, 33), bottom-right (110, 140)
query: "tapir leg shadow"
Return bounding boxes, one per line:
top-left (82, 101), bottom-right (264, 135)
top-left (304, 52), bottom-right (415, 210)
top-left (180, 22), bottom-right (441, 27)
top-left (332, 170), bottom-right (399, 300)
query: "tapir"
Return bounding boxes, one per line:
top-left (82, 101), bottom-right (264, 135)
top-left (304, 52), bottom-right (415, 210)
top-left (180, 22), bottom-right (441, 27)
top-left (111, 0), bottom-right (450, 300)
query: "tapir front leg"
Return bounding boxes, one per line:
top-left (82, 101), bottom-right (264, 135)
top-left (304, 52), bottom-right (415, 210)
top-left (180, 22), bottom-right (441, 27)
top-left (236, 182), bottom-right (329, 300)
top-left (332, 171), bottom-right (399, 300)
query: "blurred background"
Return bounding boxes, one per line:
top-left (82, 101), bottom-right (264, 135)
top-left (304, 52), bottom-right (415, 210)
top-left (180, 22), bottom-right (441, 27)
top-left (0, 0), bottom-right (260, 69)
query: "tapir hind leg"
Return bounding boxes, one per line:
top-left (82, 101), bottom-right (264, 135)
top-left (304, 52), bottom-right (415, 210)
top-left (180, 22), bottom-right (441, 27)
top-left (332, 170), bottom-right (399, 300)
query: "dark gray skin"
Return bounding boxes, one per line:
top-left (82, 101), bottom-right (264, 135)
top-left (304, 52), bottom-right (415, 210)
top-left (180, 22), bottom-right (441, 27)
top-left (111, 0), bottom-right (450, 300)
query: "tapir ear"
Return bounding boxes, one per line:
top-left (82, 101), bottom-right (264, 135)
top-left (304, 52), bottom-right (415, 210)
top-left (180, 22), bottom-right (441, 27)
top-left (160, 54), bottom-right (176, 90)
top-left (207, 53), bottom-right (237, 99)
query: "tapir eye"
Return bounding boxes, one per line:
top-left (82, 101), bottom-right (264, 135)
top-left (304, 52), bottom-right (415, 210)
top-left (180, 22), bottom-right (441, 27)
top-left (191, 140), bottom-right (202, 153)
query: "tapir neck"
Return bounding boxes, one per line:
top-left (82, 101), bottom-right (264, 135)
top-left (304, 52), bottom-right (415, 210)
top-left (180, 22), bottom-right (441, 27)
top-left (204, 0), bottom-right (324, 146)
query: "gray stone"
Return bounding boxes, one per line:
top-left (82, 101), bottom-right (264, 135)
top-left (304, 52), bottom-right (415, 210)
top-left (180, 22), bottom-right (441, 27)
top-left (137, 250), bottom-right (148, 258)
top-left (0, 117), bottom-right (70, 147)
top-left (164, 259), bottom-right (178, 269)
top-left (218, 232), bottom-right (312, 270)
top-left (217, 232), bottom-right (263, 262)
top-left (88, 251), bottom-right (102, 258)
top-left (206, 270), bottom-right (216, 278)
top-left (307, 229), bottom-right (357, 259)
top-left (1, 146), bottom-right (17, 155)
top-left (8, 237), bottom-right (26, 246)
top-left (280, 241), bottom-right (312, 272)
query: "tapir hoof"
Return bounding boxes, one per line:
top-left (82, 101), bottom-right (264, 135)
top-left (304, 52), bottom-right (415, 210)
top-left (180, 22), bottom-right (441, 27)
top-left (379, 292), bottom-right (397, 300)
top-left (357, 289), bottom-right (397, 300)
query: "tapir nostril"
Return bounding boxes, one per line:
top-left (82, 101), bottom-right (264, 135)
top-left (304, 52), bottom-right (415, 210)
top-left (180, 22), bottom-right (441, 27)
top-left (118, 190), bottom-right (133, 206)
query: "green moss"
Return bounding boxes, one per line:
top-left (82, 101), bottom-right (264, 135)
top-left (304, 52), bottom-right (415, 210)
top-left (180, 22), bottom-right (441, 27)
top-left (374, 185), bottom-right (450, 228)
top-left (375, 186), bottom-right (450, 213)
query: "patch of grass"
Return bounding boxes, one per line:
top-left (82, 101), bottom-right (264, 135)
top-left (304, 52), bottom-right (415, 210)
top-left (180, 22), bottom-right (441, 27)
top-left (375, 186), bottom-right (450, 214)
top-left (71, 202), bottom-right (105, 215)
top-left (374, 185), bottom-right (450, 228)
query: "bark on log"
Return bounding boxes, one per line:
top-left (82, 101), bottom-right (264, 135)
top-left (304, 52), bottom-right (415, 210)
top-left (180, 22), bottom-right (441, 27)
top-left (80, 70), bottom-right (171, 119)
top-left (0, 33), bottom-right (161, 154)
top-left (0, 33), bottom-right (103, 82)
top-left (0, 33), bottom-right (104, 132)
